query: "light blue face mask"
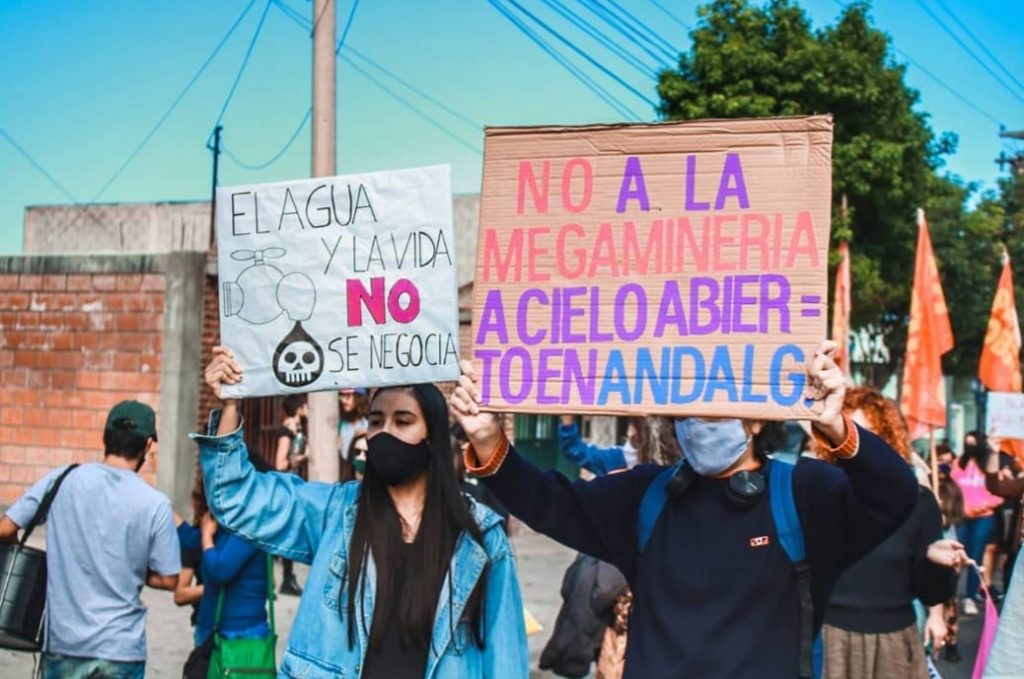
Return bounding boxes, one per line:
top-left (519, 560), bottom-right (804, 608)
top-left (673, 418), bottom-right (751, 476)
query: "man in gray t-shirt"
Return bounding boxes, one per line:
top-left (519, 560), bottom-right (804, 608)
top-left (0, 400), bottom-right (180, 678)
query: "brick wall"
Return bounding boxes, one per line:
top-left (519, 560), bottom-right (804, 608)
top-left (0, 272), bottom-right (165, 502)
top-left (197, 271), bottom-right (221, 431)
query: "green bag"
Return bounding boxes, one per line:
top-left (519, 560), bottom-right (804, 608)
top-left (208, 554), bottom-right (277, 678)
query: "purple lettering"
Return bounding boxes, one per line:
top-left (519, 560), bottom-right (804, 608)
top-left (589, 286), bottom-right (614, 342)
top-left (654, 281), bottom-right (688, 338)
top-left (560, 287), bottom-right (587, 343)
top-left (614, 284), bottom-right (648, 341)
top-left (759, 274), bottom-right (791, 333)
top-left (731, 275), bottom-right (759, 333)
top-left (715, 153), bottom-right (750, 209)
top-left (689, 277), bottom-right (720, 335)
top-left (517, 289), bottom-right (548, 345)
top-left (476, 290), bottom-right (509, 344)
top-left (563, 349), bottom-right (598, 405)
top-left (616, 156), bottom-right (650, 213)
top-left (536, 349), bottom-right (561, 405)
top-left (499, 348), bottom-right (532, 404)
top-left (685, 155), bottom-right (710, 211)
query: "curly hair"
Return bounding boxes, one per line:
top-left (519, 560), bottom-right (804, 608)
top-left (842, 386), bottom-right (911, 461)
top-left (635, 416), bottom-right (683, 466)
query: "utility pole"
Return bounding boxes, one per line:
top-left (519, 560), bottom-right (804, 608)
top-left (306, 0), bottom-right (340, 483)
top-left (207, 125), bottom-right (223, 249)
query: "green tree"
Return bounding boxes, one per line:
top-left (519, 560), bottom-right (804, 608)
top-left (657, 0), bottom-right (953, 385)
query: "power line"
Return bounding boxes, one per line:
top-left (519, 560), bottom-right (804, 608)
top-left (335, 0), bottom-right (361, 55)
top-left (648, 0), bottom-right (693, 32)
top-left (487, 0), bottom-right (639, 119)
top-left (342, 57), bottom-right (483, 155)
top-left (1, 127), bottom-right (129, 234)
top-left (0, 127), bottom-right (78, 203)
top-left (213, 0), bottom-right (273, 131)
top-left (930, 0), bottom-right (1024, 97)
top-left (601, 0), bottom-right (679, 58)
top-left (502, 0), bottom-right (659, 109)
top-left (912, 0), bottom-right (1024, 104)
top-left (271, 0), bottom-right (308, 29)
top-left (279, 0), bottom-right (480, 155)
top-left (224, 0), bottom-right (362, 171)
top-left (831, 0), bottom-right (1003, 128)
top-left (540, 0), bottom-right (659, 78)
top-left (578, 0), bottom-right (675, 65)
top-left (223, 108), bottom-right (311, 170)
top-left (90, 0), bottom-right (259, 201)
top-left (344, 47), bottom-right (481, 131)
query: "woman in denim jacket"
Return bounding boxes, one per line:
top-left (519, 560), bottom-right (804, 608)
top-left (196, 346), bottom-right (528, 679)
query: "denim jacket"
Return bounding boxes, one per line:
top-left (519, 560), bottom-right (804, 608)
top-left (192, 412), bottom-right (528, 679)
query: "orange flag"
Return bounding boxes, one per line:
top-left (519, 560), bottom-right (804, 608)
top-left (831, 242), bottom-right (852, 373)
top-left (900, 209), bottom-right (954, 439)
top-left (979, 249), bottom-right (1023, 457)
top-left (979, 249), bottom-right (1022, 392)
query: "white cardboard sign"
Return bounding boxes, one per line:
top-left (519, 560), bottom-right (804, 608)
top-left (215, 165), bottom-right (460, 398)
top-left (987, 391), bottom-right (1024, 441)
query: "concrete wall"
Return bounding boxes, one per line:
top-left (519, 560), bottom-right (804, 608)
top-left (23, 201), bottom-right (211, 254)
top-left (0, 253), bottom-right (205, 513)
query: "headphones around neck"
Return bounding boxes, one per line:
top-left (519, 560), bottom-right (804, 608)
top-left (666, 461), bottom-right (767, 508)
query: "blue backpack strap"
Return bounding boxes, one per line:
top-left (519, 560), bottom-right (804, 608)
top-left (768, 459), bottom-right (815, 679)
top-left (768, 459), bottom-right (804, 562)
top-left (637, 463), bottom-right (681, 554)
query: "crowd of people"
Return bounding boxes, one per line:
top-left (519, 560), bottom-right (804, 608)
top-left (0, 341), bottom-right (1022, 678)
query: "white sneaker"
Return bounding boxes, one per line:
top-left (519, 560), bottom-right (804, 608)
top-left (962, 597), bottom-right (979, 616)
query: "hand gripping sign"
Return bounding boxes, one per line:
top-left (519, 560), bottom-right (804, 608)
top-left (216, 165), bottom-right (460, 398)
top-left (471, 116), bottom-right (834, 419)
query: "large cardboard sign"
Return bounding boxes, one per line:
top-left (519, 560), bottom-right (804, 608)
top-left (472, 116), bottom-right (833, 418)
top-left (216, 165), bottom-right (460, 398)
top-left (988, 391), bottom-right (1024, 440)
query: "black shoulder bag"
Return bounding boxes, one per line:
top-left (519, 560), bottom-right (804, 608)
top-left (0, 464), bottom-right (79, 651)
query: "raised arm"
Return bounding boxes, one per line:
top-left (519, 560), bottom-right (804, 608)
top-left (193, 346), bottom-right (342, 563)
top-left (558, 416), bottom-right (628, 475)
top-left (451, 360), bottom-right (655, 579)
top-left (985, 450), bottom-right (1024, 499)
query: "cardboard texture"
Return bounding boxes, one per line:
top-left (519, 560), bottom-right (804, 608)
top-left (987, 392), bottom-right (1024, 441)
top-left (215, 165), bottom-right (460, 398)
top-left (472, 116), bottom-right (834, 419)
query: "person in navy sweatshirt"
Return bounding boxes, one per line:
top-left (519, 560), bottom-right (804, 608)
top-left (450, 341), bottom-right (919, 679)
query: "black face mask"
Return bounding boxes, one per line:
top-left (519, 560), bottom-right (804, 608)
top-left (366, 432), bottom-right (431, 486)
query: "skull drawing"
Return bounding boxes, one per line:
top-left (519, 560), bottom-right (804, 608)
top-left (272, 322), bottom-right (324, 388)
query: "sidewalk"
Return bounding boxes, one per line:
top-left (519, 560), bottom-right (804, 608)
top-left (0, 525), bottom-right (986, 678)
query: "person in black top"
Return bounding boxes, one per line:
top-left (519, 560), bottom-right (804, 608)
top-left (451, 341), bottom-right (921, 679)
top-left (821, 386), bottom-right (966, 679)
top-left (274, 394), bottom-right (308, 595)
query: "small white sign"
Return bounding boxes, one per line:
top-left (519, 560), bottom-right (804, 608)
top-left (215, 165), bottom-right (460, 398)
top-left (987, 391), bottom-right (1024, 440)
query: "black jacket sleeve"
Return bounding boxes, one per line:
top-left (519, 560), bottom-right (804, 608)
top-left (481, 447), bottom-right (661, 580)
top-left (795, 425), bottom-right (920, 601)
top-left (911, 488), bottom-right (958, 606)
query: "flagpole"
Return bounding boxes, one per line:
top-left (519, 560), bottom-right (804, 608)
top-left (928, 428), bottom-right (939, 496)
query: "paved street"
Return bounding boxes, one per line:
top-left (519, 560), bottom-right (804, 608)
top-left (0, 524), bottom-right (987, 678)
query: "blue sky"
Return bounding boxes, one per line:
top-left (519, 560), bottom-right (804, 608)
top-left (1, 0), bottom-right (1021, 255)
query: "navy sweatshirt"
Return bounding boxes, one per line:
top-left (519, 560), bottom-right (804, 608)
top-left (483, 425), bottom-right (918, 679)
top-left (825, 486), bottom-right (957, 633)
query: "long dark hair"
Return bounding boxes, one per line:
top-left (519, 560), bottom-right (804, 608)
top-left (960, 431), bottom-right (989, 470)
top-left (345, 384), bottom-right (489, 651)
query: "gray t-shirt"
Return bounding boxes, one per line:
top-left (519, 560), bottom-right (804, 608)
top-left (6, 463), bottom-right (180, 662)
